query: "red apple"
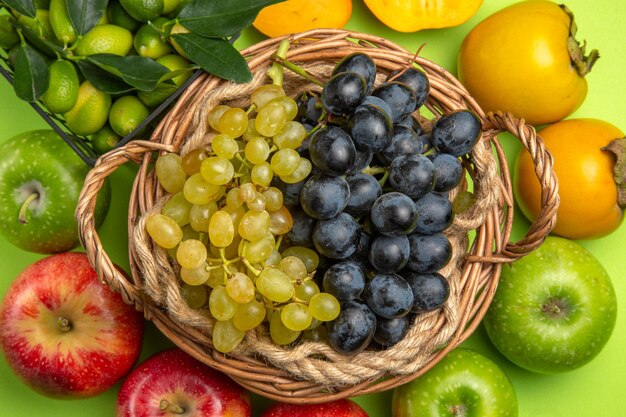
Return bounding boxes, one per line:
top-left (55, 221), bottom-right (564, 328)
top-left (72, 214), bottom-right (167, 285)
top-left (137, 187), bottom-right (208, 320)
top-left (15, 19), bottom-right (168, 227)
top-left (116, 347), bottom-right (252, 417)
top-left (260, 399), bottom-right (370, 417)
top-left (0, 252), bottom-right (144, 398)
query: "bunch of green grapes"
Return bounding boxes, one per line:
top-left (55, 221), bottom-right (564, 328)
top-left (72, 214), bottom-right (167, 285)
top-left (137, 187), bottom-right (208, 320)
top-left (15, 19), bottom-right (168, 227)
top-left (145, 82), bottom-right (340, 353)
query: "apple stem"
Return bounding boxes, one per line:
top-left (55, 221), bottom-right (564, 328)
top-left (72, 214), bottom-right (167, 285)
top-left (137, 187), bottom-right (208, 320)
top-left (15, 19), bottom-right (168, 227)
top-left (18, 192), bottom-right (39, 224)
top-left (159, 400), bottom-right (185, 414)
top-left (57, 317), bottom-right (72, 332)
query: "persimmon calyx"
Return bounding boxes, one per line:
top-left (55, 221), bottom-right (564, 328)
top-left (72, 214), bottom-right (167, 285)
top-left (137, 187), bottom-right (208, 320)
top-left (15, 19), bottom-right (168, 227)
top-left (561, 4), bottom-right (600, 77)
top-left (602, 137), bottom-right (626, 208)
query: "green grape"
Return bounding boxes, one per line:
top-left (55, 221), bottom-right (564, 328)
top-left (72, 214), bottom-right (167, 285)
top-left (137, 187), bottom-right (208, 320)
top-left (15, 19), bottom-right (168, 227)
top-left (189, 201), bottom-right (218, 232)
top-left (262, 187), bottom-right (284, 212)
top-left (218, 107), bottom-right (248, 138)
top-left (241, 236), bottom-right (275, 264)
top-left (207, 265), bottom-right (225, 288)
top-left (269, 310), bottom-right (300, 345)
top-left (269, 206), bottom-right (293, 235)
top-left (238, 210), bottom-right (270, 242)
top-left (211, 134), bottom-right (239, 159)
top-left (255, 102), bottom-right (287, 137)
top-left (181, 147), bottom-right (208, 176)
top-left (200, 156), bottom-right (234, 185)
top-left (233, 299), bottom-right (266, 331)
top-left (155, 153), bottom-right (186, 194)
top-left (262, 249), bottom-right (282, 268)
top-left (247, 192), bottom-right (267, 213)
top-left (226, 187), bottom-right (244, 208)
top-left (250, 162), bottom-right (273, 188)
top-left (209, 210), bottom-right (235, 248)
top-left (270, 148), bottom-right (300, 177)
top-left (162, 192), bottom-right (192, 226)
top-left (281, 302), bottom-right (312, 331)
top-left (225, 272), bottom-right (255, 304)
top-left (209, 285), bottom-right (238, 321)
top-left (183, 173), bottom-right (223, 205)
top-left (239, 182), bottom-right (257, 203)
top-left (273, 121), bottom-right (307, 149)
top-left (269, 96), bottom-right (298, 121)
top-left (306, 317), bottom-right (322, 330)
top-left (146, 214), bottom-right (183, 249)
top-left (208, 104), bottom-right (230, 131)
top-left (180, 262), bottom-right (210, 286)
top-left (243, 118), bottom-right (263, 141)
top-left (212, 319), bottom-right (245, 353)
top-left (280, 158), bottom-right (312, 184)
top-left (176, 238), bottom-right (207, 269)
top-left (181, 283), bottom-right (208, 309)
top-left (222, 204), bottom-right (246, 232)
top-left (244, 137), bottom-right (270, 164)
top-left (165, 224), bottom-right (206, 259)
top-left (309, 293), bottom-right (341, 322)
top-left (251, 84), bottom-right (285, 109)
top-left (280, 256), bottom-right (309, 281)
top-left (255, 267), bottom-right (294, 303)
top-left (301, 326), bottom-right (328, 343)
top-left (281, 246), bottom-right (319, 273)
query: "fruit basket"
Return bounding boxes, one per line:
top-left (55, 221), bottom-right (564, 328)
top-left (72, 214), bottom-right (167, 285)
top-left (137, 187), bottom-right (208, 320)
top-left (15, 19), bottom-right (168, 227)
top-left (75, 29), bottom-right (559, 403)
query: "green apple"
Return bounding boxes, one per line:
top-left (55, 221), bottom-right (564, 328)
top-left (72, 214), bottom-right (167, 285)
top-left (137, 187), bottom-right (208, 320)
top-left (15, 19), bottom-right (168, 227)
top-left (483, 236), bottom-right (617, 374)
top-left (0, 130), bottom-right (111, 253)
top-left (392, 348), bottom-right (518, 417)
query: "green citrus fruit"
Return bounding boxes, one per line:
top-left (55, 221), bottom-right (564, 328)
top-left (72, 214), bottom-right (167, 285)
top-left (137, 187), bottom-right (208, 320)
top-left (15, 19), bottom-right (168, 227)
top-left (17, 9), bottom-right (57, 44)
top-left (7, 45), bottom-right (20, 69)
top-left (41, 60), bottom-right (79, 114)
top-left (0, 15), bottom-right (19, 49)
top-left (119, 0), bottom-right (164, 22)
top-left (108, 95), bottom-right (150, 136)
top-left (34, 0), bottom-right (50, 8)
top-left (157, 53), bottom-right (192, 86)
top-left (75, 24), bottom-right (133, 56)
top-left (63, 81), bottom-right (112, 136)
top-left (168, 22), bottom-right (190, 59)
top-left (49, 0), bottom-right (77, 44)
top-left (163, 0), bottom-right (180, 15)
top-left (91, 124), bottom-right (122, 155)
top-left (107, 1), bottom-right (141, 32)
top-left (133, 17), bottom-right (172, 59)
top-left (137, 81), bottom-right (178, 108)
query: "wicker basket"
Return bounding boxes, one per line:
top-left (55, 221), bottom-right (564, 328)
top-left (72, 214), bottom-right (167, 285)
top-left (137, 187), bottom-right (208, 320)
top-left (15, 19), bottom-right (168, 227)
top-left (76, 29), bottom-right (559, 403)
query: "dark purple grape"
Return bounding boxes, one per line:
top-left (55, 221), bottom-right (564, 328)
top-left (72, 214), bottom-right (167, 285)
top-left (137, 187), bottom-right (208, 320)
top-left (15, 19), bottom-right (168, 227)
top-left (377, 126), bottom-right (427, 165)
top-left (323, 261), bottom-right (366, 301)
top-left (313, 212), bottom-right (361, 259)
top-left (349, 104), bottom-right (394, 153)
top-left (300, 174), bottom-right (350, 220)
top-left (406, 232), bottom-right (452, 273)
top-left (333, 53), bottom-right (377, 93)
top-left (362, 95), bottom-right (393, 119)
top-left (346, 147), bottom-right (373, 175)
top-left (431, 110), bottom-right (482, 157)
top-left (286, 206), bottom-right (316, 247)
top-left (394, 113), bottom-right (423, 134)
top-left (345, 173), bottom-right (382, 217)
top-left (348, 231), bottom-right (372, 273)
top-left (295, 92), bottom-right (323, 125)
top-left (327, 301), bottom-right (377, 355)
top-left (272, 176), bottom-right (305, 208)
top-left (309, 126), bottom-right (356, 176)
top-left (386, 67), bottom-right (430, 108)
top-left (374, 316), bottom-right (411, 347)
top-left (402, 271), bottom-right (450, 313)
top-left (427, 153), bottom-right (464, 192)
top-left (389, 154), bottom-right (435, 199)
top-left (368, 234), bottom-right (410, 273)
top-left (370, 192), bottom-right (418, 236)
top-left (372, 82), bottom-right (417, 123)
top-left (363, 273), bottom-right (414, 319)
top-left (413, 192), bottom-right (454, 234)
top-left (321, 71), bottom-right (367, 116)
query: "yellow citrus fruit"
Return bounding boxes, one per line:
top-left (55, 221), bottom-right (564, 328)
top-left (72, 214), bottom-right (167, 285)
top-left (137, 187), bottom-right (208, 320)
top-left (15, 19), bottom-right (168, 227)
top-left (119, 0), bottom-right (164, 22)
top-left (133, 17), bottom-right (172, 59)
top-left (75, 24), bottom-right (133, 56)
top-left (49, 0), bottom-right (77, 44)
top-left (0, 15), bottom-right (19, 49)
top-left (63, 81), bottom-right (112, 136)
top-left (168, 22), bottom-right (190, 59)
top-left (91, 124), bottom-right (121, 155)
top-left (108, 95), bottom-right (150, 136)
top-left (41, 60), bottom-right (80, 114)
top-left (107, 1), bottom-right (141, 32)
top-left (157, 53), bottom-right (192, 86)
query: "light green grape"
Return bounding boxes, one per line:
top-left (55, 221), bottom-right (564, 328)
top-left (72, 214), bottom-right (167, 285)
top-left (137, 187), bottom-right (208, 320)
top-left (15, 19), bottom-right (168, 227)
top-left (155, 153), bottom-right (187, 194)
top-left (262, 249), bottom-right (282, 268)
top-left (182, 148), bottom-right (208, 176)
top-left (211, 134), bottom-right (239, 159)
top-left (239, 183), bottom-right (257, 203)
top-left (269, 206), bottom-right (293, 235)
top-left (309, 293), bottom-right (341, 322)
top-left (255, 267), bottom-right (294, 303)
top-left (251, 84), bottom-right (285, 109)
top-left (206, 265), bottom-right (225, 288)
top-left (255, 101), bottom-right (287, 137)
top-left (222, 204), bottom-right (246, 233)
top-left (232, 299), bottom-right (266, 331)
top-left (279, 255), bottom-right (309, 281)
top-left (262, 187), bottom-right (283, 212)
top-left (281, 302), bottom-right (312, 331)
top-left (189, 201), bottom-right (218, 232)
top-left (176, 238), bottom-right (207, 270)
top-left (269, 96), bottom-right (298, 121)
top-left (270, 148), bottom-right (300, 177)
top-left (183, 173), bottom-right (223, 205)
top-left (243, 118), bottom-right (263, 141)
top-left (200, 156), bottom-right (234, 185)
top-left (244, 137), bottom-right (270, 164)
top-left (209, 210), bottom-right (235, 248)
top-left (218, 107), bottom-right (248, 138)
top-left (209, 285), bottom-right (238, 321)
top-left (180, 262), bottom-right (210, 286)
top-left (247, 192), bottom-right (267, 213)
top-left (181, 283), bottom-right (208, 309)
top-left (212, 319), bottom-right (245, 353)
top-left (250, 162), bottom-right (273, 187)
top-left (294, 280), bottom-right (320, 302)
top-left (225, 187), bottom-right (244, 208)
top-left (207, 104), bottom-right (230, 131)
top-left (280, 158), bottom-right (312, 184)
top-left (269, 310), bottom-right (300, 345)
top-left (241, 236), bottom-right (275, 264)
top-left (238, 210), bottom-right (270, 242)
top-left (162, 192), bottom-right (192, 226)
top-left (273, 121), bottom-right (307, 149)
top-left (146, 214), bottom-right (183, 249)
top-left (281, 246), bottom-right (320, 273)
top-left (225, 272), bottom-right (255, 304)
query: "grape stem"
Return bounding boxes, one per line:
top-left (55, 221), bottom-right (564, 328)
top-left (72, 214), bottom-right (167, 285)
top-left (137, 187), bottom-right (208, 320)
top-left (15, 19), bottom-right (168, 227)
top-left (268, 39), bottom-right (290, 86)
top-left (18, 192), bottom-right (39, 224)
top-left (271, 56), bottom-right (325, 87)
top-left (242, 257), bottom-right (261, 277)
top-left (361, 166), bottom-right (387, 176)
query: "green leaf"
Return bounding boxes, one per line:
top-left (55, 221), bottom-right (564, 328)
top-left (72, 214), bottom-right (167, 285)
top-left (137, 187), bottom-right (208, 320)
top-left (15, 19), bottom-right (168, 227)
top-left (172, 33), bottom-right (251, 83)
top-left (76, 60), bottom-right (134, 95)
top-left (66, 0), bottom-right (109, 35)
top-left (2, 0), bottom-right (36, 18)
top-left (177, 0), bottom-right (284, 38)
top-left (13, 43), bottom-right (49, 101)
top-left (86, 54), bottom-right (170, 91)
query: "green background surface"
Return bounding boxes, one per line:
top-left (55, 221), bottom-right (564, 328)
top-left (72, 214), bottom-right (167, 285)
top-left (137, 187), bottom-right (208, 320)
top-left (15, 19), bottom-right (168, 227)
top-left (1, 0), bottom-right (625, 416)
